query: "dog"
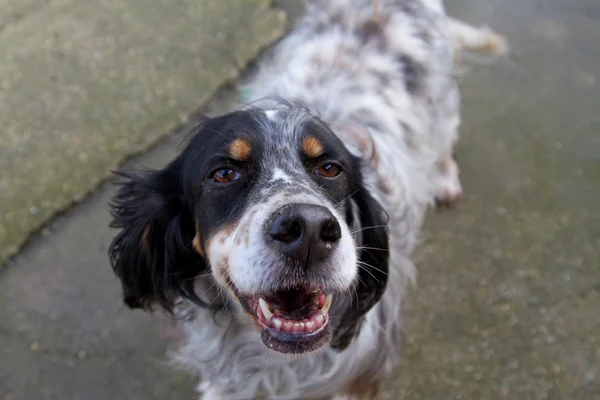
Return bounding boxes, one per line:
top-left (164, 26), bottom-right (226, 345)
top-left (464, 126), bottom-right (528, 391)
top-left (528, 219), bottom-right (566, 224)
top-left (108, 1), bottom-right (506, 398)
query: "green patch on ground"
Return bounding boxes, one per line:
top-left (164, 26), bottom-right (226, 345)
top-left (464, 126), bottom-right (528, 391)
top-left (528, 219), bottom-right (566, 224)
top-left (0, 0), bottom-right (285, 266)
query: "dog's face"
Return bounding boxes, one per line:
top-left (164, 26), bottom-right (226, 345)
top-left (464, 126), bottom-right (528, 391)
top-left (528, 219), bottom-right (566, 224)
top-left (195, 110), bottom-right (360, 354)
top-left (109, 107), bottom-right (389, 354)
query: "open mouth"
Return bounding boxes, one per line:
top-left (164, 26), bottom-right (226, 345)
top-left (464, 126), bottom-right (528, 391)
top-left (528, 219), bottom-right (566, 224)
top-left (236, 285), bottom-right (333, 354)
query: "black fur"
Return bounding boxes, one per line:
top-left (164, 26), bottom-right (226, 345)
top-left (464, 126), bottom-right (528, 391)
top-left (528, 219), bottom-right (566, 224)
top-left (108, 111), bottom-right (265, 312)
top-left (332, 176), bottom-right (390, 351)
top-left (109, 109), bottom-right (389, 354)
top-left (108, 162), bottom-right (207, 312)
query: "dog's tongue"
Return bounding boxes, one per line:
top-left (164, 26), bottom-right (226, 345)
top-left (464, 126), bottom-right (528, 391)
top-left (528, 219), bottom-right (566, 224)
top-left (273, 287), bottom-right (314, 312)
top-left (257, 292), bottom-right (332, 334)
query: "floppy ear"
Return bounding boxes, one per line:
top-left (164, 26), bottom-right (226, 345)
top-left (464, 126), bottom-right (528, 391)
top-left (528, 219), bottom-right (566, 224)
top-left (331, 186), bottom-right (390, 351)
top-left (108, 160), bottom-right (208, 312)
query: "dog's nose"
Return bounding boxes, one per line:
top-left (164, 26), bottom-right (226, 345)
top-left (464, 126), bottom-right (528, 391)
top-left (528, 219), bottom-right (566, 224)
top-left (267, 204), bottom-right (342, 265)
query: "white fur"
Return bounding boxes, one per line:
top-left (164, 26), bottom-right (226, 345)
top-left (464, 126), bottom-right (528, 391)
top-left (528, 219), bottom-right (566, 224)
top-left (265, 109), bottom-right (280, 120)
top-left (172, 1), bottom-right (506, 398)
top-left (270, 168), bottom-right (293, 183)
top-left (208, 192), bottom-right (358, 296)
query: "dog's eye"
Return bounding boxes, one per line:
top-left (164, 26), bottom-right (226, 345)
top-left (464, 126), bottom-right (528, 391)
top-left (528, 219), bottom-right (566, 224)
top-left (317, 163), bottom-right (342, 178)
top-left (212, 168), bottom-right (240, 183)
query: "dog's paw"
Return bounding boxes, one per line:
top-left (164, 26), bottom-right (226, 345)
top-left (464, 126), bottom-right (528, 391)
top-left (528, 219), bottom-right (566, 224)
top-left (200, 389), bottom-right (223, 400)
top-left (434, 157), bottom-right (463, 209)
top-left (435, 186), bottom-right (462, 208)
top-left (332, 395), bottom-right (364, 400)
top-left (198, 382), bottom-right (224, 400)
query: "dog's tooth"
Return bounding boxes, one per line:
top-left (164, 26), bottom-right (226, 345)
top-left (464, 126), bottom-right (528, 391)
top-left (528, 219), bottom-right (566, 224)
top-left (293, 322), bottom-right (304, 333)
top-left (258, 298), bottom-right (273, 320)
top-left (315, 313), bottom-right (324, 327)
top-left (305, 320), bottom-right (315, 331)
top-left (272, 317), bottom-right (282, 330)
top-left (284, 321), bottom-right (294, 331)
top-left (320, 294), bottom-right (333, 315)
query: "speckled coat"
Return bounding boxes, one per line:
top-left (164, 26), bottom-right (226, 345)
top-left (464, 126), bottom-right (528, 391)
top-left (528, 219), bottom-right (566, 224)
top-left (172, 0), bottom-right (505, 398)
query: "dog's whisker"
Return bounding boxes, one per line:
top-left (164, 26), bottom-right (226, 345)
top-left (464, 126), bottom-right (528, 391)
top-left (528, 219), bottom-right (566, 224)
top-left (182, 271), bottom-right (213, 283)
top-left (333, 189), bottom-right (359, 209)
top-left (357, 264), bottom-right (382, 283)
top-left (357, 260), bottom-right (388, 276)
top-left (356, 246), bottom-right (390, 252)
top-left (207, 286), bottom-right (226, 308)
top-left (354, 276), bottom-right (365, 304)
top-left (294, 181), bottom-right (325, 198)
top-left (350, 225), bottom-right (388, 234)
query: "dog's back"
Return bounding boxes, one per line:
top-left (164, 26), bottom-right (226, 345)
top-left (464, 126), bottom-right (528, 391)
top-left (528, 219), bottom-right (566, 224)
top-left (245, 0), bottom-right (505, 213)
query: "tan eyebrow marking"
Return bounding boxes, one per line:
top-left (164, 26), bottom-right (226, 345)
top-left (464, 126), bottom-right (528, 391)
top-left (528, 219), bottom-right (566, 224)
top-left (228, 139), bottom-right (252, 161)
top-left (301, 136), bottom-right (324, 158)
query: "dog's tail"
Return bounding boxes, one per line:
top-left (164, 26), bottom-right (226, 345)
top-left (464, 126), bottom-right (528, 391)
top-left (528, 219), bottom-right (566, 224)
top-left (447, 17), bottom-right (508, 65)
top-left (305, 1), bottom-right (508, 56)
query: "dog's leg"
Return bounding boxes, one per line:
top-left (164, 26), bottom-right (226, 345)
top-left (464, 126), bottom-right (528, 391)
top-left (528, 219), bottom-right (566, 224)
top-left (332, 374), bottom-right (381, 400)
top-left (432, 100), bottom-right (463, 208)
top-left (433, 152), bottom-right (462, 208)
top-left (199, 384), bottom-right (224, 400)
top-left (434, 19), bottom-right (507, 208)
top-left (201, 389), bottom-right (222, 400)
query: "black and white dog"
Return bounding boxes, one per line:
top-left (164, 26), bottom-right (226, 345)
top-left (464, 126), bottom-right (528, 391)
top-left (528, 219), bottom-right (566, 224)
top-left (108, 1), bottom-right (506, 398)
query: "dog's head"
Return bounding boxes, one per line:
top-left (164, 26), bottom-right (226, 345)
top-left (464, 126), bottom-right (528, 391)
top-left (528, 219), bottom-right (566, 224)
top-left (109, 106), bottom-right (389, 354)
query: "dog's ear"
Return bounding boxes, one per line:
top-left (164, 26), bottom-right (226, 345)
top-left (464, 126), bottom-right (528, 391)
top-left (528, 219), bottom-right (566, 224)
top-left (108, 159), bottom-right (207, 312)
top-left (331, 186), bottom-right (390, 351)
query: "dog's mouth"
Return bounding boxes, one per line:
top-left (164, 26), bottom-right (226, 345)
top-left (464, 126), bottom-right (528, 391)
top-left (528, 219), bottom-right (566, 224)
top-left (235, 285), bottom-right (332, 354)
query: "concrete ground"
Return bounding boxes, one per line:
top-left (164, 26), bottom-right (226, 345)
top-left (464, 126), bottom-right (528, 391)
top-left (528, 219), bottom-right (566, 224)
top-left (0, 0), bottom-right (285, 265)
top-left (1, 0), bottom-right (599, 399)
